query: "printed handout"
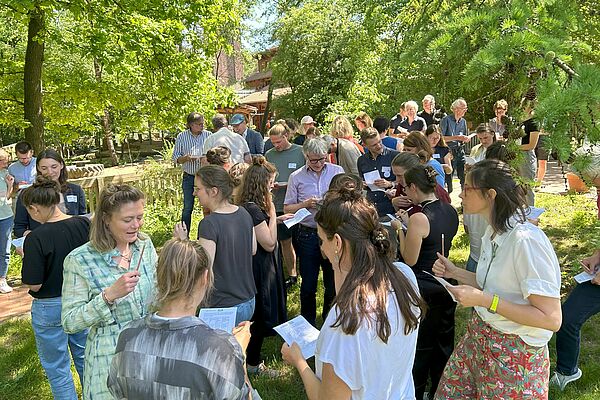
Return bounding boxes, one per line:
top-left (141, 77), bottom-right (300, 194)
top-left (284, 208), bottom-right (312, 228)
top-left (274, 315), bottom-right (320, 359)
top-left (199, 307), bottom-right (238, 333)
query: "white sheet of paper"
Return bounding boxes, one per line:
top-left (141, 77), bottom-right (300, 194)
top-left (464, 156), bottom-right (477, 165)
top-left (11, 236), bottom-right (25, 248)
top-left (526, 206), bottom-right (545, 220)
top-left (276, 181), bottom-right (288, 187)
top-left (423, 271), bottom-right (457, 302)
top-left (284, 208), bottom-right (311, 228)
top-left (199, 307), bottom-right (237, 332)
top-left (574, 271), bottom-right (596, 284)
top-left (274, 315), bottom-right (320, 359)
top-left (363, 170), bottom-right (384, 192)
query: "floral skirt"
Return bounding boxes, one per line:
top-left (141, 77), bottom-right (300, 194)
top-left (434, 312), bottom-right (549, 399)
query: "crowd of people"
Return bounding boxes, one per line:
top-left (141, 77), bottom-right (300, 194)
top-left (0, 94), bottom-right (596, 399)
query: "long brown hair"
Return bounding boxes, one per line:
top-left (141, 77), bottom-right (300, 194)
top-left (237, 156), bottom-right (276, 213)
top-left (315, 188), bottom-right (425, 341)
top-left (403, 131), bottom-right (434, 162)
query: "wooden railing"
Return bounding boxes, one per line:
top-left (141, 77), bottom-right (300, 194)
top-left (70, 165), bottom-right (183, 211)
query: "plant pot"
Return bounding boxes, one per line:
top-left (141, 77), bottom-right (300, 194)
top-left (566, 172), bottom-right (589, 193)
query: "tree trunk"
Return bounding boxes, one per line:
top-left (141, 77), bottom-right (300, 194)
top-left (93, 58), bottom-right (118, 165)
top-left (23, 4), bottom-right (45, 154)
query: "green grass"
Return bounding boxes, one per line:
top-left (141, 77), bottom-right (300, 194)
top-left (2, 192), bottom-right (600, 399)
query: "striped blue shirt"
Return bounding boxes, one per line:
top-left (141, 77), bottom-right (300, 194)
top-left (172, 129), bottom-right (212, 175)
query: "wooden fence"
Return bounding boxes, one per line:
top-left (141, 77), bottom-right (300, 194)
top-left (70, 165), bottom-right (183, 212)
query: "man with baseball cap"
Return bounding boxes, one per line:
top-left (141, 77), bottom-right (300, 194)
top-left (230, 113), bottom-right (264, 156)
top-left (294, 116), bottom-right (315, 146)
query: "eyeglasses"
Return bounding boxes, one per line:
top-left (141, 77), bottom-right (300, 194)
top-left (308, 157), bottom-right (327, 164)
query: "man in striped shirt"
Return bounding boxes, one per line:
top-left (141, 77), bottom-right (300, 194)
top-left (172, 112), bottom-right (212, 234)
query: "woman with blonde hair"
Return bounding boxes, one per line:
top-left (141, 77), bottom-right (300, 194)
top-left (108, 238), bottom-right (257, 399)
top-left (237, 156), bottom-right (289, 376)
top-left (329, 116), bottom-right (363, 173)
top-left (62, 184), bottom-right (157, 400)
top-left (397, 101), bottom-right (427, 135)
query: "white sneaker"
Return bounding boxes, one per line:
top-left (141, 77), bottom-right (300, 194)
top-left (550, 368), bottom-right (582, 391)
top-left (0, 278), bottom-right (13, 294)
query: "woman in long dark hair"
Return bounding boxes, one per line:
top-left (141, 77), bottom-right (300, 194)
top-left (391, 163), bottom-right (459, 400)
top-left (237, 156), bottom-right (289, 376)
top-left (14, 148), bottom-right (86, 239)
top-left (433, 160), bottom-right (561, 399)
top-left (282, 187), bottom-right (425, 399)
top-left (20, 177), bottom-right (90, 399)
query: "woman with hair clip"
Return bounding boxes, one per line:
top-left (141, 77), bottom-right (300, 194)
top-left (281, 187), bottom-right (426, 399)
top-left (62, 184), bottom-right (157, 400)
top-left (174, 165), bottom-right (257, 324)
top-left (14, 148), bottom-right (86, 240)
top-left (402, 132), bottom-right (446, 189)
top-left (237, 156), bottom-right (289, 376)
top-left (206, 145), bottom-right (233, 171)
top-left (391, 164), bottom-right (459, 400)
top-left (20, 177), bottom-right (90, 399)
top-left (108, 238), bottom-right (258, 399)
top-left (432, 159), bottom-right (561, 399)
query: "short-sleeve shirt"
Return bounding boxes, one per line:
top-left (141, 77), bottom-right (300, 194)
top-left (440, 115), bottom-right (468, 149)
top-left (202, 128), bottom-right (250, 164)
top-left (8, 157), bottom-right (37, 185)
top-left (172, 129), bottom-right (212, 175)
top-left (265, 144), bottom-right (305, 213)
top-left (316, 262), bottom-right (420, 399)
top-left (357, 148), bottom-right (399, 216)
top-left (475, 220), bottom-right (561, 346)
top-left (399, 116), bottom-right (427, 133)
top-left (381, 136), bottom-right (398, 150)
top-left (21, 216), bottom-right (90, 298)
top-left (284, 163), bottom-right (344, 228)
top-left (521, 118), bottom-right (538, 145)
top-left (198, 207), bottom-right (256, 307)
top-left (109, 314), bottom-right (250, 400)
top-left (432, 146), bottom-right (449, 163)
top-left (427, 159), bottom-right (446, 188)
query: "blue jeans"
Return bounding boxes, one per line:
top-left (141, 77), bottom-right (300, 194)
top-left (181, 173), bottom-right (196, 234)
top-left (31, 297), bottom-right (88, 400)
top-left (465, 255), bottom-right (478, 273)
top-left (235, 296), bottom-right (256, 325)
top-left (0, 215), bottom-right (12, 277)
top-left (555, 282), bottom-right (600, 375)
top-left (446, 146), bottom-right (465, 193)
top-left (293, 226), bottom-right (335, 327)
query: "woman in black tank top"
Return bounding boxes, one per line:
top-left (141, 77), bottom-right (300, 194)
top-left (391, 164), bottom-right (459, 400)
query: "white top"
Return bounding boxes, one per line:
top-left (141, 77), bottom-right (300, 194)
top-left (201, 127), bottom-right (250, 164)
top-left (315, 262), bottom-right (419, 399)
top-left (475, 220), bottom-right (561, 347)
top-left (469, 144), bottom-right (487, 163)
top-left (463, 213), bottom-right (488, 262)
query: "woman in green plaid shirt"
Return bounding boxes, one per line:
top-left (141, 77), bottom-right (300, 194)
top-left (62, 184), bottom-right (157, 400)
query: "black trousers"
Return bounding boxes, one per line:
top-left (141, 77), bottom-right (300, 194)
top-left (413, 274), bottom-right (457, 400)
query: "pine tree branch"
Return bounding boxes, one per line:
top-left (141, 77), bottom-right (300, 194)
top-left (0, 97), bottom-right (24, 105)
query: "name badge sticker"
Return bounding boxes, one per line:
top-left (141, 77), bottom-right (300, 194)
top-left (66, 195), bottom-right (78, 203)
top-left (433, 153), bottom-right (441, 159)
top-left (288, 163), bottom-right (297, 169)
top-left (382, 166), bottom-right (391, 178)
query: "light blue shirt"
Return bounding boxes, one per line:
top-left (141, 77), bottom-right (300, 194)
top-left (8, 156), bottom-right (37, 185)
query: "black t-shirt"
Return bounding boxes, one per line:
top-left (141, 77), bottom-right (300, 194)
top-left (22, 216), bottom-right (91, 298)
top-left (198, 207), bottom-right (256, 307)
top-left (433, 146), bottom-right (450, 163)
top-left (521, 118), bottom-right (538, 145)
top-left (293, 135), bottom-right (306, 146)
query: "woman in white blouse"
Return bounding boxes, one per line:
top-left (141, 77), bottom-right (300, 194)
top-left (432, 159), bottom-right (562, 399)
top-left (281, 184), bottom-right (425, 399)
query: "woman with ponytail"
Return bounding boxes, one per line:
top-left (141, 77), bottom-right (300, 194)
top-left (282, 186), bottom-right (425, 399)
top-left (237, 156), bottom-right (289, 376)
top-left (391, 164), bottom-right (459, 400)
top-left (21, 177), bottom-right (90, 399)
top-left (190, 165), bottom-right (257, 324)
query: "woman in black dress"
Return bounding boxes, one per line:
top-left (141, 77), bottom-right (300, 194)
top-left (237, 156), bottom-right (290, 376)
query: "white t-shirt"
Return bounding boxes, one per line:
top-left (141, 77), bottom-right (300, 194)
top-left (463, 213), bottom-right (489, 262)
top-left (202, 127), bottom-right (250, 164)
top-left (315, 262), bottom-right (419, 399)
top-left (475, 221), bottom-right (561, 347)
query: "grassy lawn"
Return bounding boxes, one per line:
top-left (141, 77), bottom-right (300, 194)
top-left (1, 193), bottom-right (600, 399)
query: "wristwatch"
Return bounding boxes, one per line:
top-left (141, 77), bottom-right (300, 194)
top-left (488, 294), bottom-right (499, 314)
